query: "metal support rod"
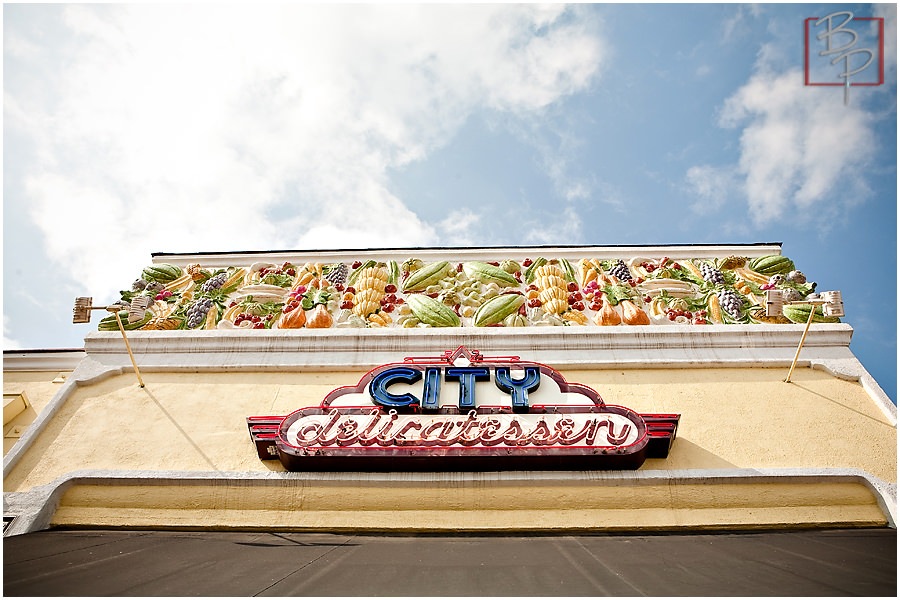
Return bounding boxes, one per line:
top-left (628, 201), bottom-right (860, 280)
top-left (784, 301), bottom-right (823, 384)
top-left (113, 310), bottom-right (145, 388)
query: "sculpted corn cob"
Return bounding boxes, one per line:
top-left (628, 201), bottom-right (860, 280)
top-left (733, 266), bottom-right (769, 286)
top-left (368, 311), bottom-right (393, 327)
top-left (353, 265), bottom-right (389, 317)
top-left (222, 303), bottom-right (242, 323)
top-left (220, 267), bottom-right (246, 290)
top-left (535, 263), bottom-right (568, 314)
top-left (562, 309), bottom-right (588, 325)
top-left (522, 257), bottom-right (547, 284)
top-left (559, 259), bottom-right (578, 284)
top-left (140, 316), bottom-right (180, 330)
top-left (203, 305), bottom-right (219, 329)
top-left (164, 272), bottom-right (194, 293)
top-left (707, 293), bottom-right (724, 324)
top-left (682, 261), bottom-right (704, 280)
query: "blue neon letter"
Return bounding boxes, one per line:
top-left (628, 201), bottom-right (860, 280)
top-left (421, 367), bottom-right (442, 411)
top-left (369, 367), bottom-right (422, 409)
top-left (444, 367), bottom-right (490, 409)
top-left (494, 367), bottom-right (541, 412)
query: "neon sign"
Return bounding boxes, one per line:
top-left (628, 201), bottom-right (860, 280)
top-left (247, 347), bottom-right (679, 471)
top-left (368, 364), bottom-right (541, 411)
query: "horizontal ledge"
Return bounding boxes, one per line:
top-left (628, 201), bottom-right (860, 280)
top-left (150, 243), bottom-right (784, 268)
top-left (77, 325), bottom-right (854, 372)
top-left (5, 466), bottom-right (894, 536)
top-left (17, 465), bottom-right (891, 486)
top-left (84, 324), bottom-right (853, 354)
top-left (3, 350), bottom-right (87, 372)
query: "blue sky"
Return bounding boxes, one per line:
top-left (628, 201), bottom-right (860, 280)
top-left (3, 3), bottom-right (897, 400)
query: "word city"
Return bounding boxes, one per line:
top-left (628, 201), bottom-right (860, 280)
top-left (368, 365), bottom-right (541, 411)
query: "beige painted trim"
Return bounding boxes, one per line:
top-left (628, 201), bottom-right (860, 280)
top-left (3, 393), bottom-right (29, 427)
top-left (4, 468), bottom-right (895, 536)
top-left (52, 481), bottom-right (884, 532)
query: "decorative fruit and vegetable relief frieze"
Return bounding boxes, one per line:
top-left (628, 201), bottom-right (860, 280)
top-left (102, 255), bottom-right (837, 331)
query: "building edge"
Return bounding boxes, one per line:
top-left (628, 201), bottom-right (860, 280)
top-left (3, 467), bottom-right (895, 537)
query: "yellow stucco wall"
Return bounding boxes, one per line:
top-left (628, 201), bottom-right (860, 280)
top-left (4, 366), bottom-right (895, 494)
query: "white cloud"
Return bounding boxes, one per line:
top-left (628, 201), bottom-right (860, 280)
top-left (872, 4), bottom-right (897, 76)
top-left (687, 6), bottom-right (886, 231)
top-left (3, 316), bottom-right (23, 351)
top-left (721, 4), bottom-right (762, 43)
top-left (563, 181), bottom-right (592, 202)
top-left (592, 180), bottom-right (627, 211)
top-left (501, 100), bottom-right (620, 212)
top-left (541, 148), bottom-right (599, 203)
top-left (524, 205), bottom-right (583, 245)
top-left (684, 165), bottom-right (736, 212)
top-left (437, 209), bottom-right (482, 246)
top-left (716, 68), bottom-right (875, 225)
top-left (6, 4), bottom-right (604, 299)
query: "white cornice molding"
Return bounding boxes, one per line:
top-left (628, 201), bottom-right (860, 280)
top-left (82, 324), bottom-right (853, 371)
top-left (3, 350), bottom-right (86, 372)
top-left (150, 244), bottom-right (783, 268)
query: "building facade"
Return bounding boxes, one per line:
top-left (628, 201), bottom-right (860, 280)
top-left (3, 244), bottom-right (896, 536)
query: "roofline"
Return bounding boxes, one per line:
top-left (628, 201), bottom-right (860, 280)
top-left (3, 348), bottom-right (85, 354)
top-left (152, 242), bottom-right (783, 259)
top-left (4, 349), bottom-right (86, 372)
top-left (150, 243), bottom-right (785, 268)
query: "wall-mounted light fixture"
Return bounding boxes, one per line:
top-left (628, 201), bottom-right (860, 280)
top-left (766, 289), bottom-right (845, 383)
top-left (73, 296), bottom-right (146, 388)
top-left (820, 290), bottom-right (845, 318)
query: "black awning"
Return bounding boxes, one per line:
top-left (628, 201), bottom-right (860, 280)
top-left (4, 528), bottom-right (896, 596)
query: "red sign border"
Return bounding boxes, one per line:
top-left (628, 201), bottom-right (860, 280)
top-left (247, 347), bottom-right (680, 471)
